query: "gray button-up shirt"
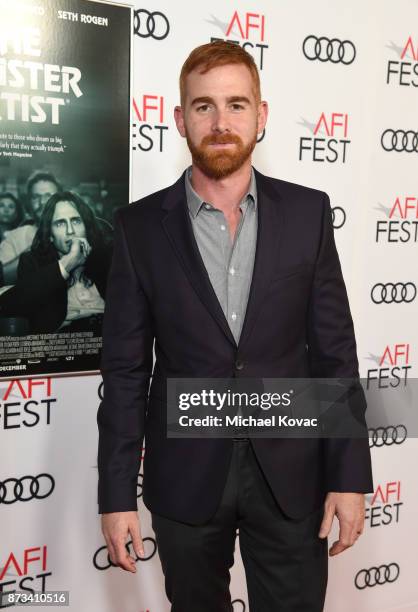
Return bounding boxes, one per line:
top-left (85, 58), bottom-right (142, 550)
top-left (185, 166), bottom-right (258, 344)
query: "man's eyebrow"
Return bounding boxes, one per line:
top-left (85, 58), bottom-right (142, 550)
top-left (190, 95), bottom-right (251, 106)
top-left (191, 96), bottom-right (214, 106)
top-left (52, 215), bottom-right (81, 223)
top-left (226, 96), bottom-right (251, 104)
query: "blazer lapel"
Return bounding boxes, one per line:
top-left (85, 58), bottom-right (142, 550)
top-left (238, 170), bottom-right (284, 351)
top-left (161, 172), bottom-right (237, 348)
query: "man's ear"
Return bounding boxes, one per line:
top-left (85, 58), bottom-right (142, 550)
top-left (174, 105), bottom-right (186, 138)
top-left (257, 100), bottom-right (268, 135)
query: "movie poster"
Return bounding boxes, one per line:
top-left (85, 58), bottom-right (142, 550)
top-left (0, 0), bottom-right (131, 377)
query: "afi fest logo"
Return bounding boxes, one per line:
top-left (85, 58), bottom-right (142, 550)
top-left (386, 36), bottom-right (418, 86)
top-left (0, 546), bottom-right (51, 600)
top-left (132, 94), bottom-right (168, 153)
top-left (208, 11), bottom-right (268, 70)
top-left (365, 481), bottom-right (403, 528)
top-left (375, 195), bottom-right (418, 243)
top-left (298, 112), bottom-right (350, 163)
top-left (0, 378), bottom-right (56, 430)
top-left (365, 343), bottom-right (411, 389)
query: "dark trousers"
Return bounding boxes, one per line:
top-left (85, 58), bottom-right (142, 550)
top-left (151, 439), bottom-right (328, 611)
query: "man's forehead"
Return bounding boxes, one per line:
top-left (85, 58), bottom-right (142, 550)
top-left (52, 201), bottom-right (78, 218)
top-left (33, 180), bottom-right (57, 192)
top-left (186, 64), bottom-right (255, 99)
top-left (189, 63), bottom-right (252, 84)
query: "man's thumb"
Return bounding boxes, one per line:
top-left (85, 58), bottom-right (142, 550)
top-left (318, 504), bottom-right (335, 538)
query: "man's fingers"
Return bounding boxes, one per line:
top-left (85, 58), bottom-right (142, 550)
top-left (329, 520), bottom-right (357, 556)
top-left (113, 539), bottom-right (137, 573)
top-left (329, 539), bottom-right (351, 556)
top-left (104, 535), bottom-right (117, 566)
top-left (101, 511), bottom-right (141, 573)
top-left (130, 522), bottom-right (145, 559)
top-left (318, 503), bottom-right (335, 538)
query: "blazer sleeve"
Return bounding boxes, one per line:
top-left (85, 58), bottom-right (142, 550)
top-left (97, 208), bottom-right (154, 513)
top-left (306, 192), bottom-right (374, 493)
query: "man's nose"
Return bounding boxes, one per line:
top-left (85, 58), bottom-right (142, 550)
top-left (211, 109), bottom-right (230, 133)
top-left (66, 221), bottom-right (75, 235)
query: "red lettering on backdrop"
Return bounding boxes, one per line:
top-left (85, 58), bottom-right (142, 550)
top-left (380, 344), bottom-right (410, 366)
top-left (371, 481), bottom-right (401, 505)
top-left (400, 36), bottom-right (418, 61)
top-left (0, 546), bottom-right (47, 581)
top-left (3, 378), bottom-right (52, 401)
top-left (132, 96), bottom-right (164, 122)
top-left (389, 197), bottom-right (418, 219)
top-left (226, 11), bottom-right (245, 39)
top-left (226, 12), bottom-right (265, 41)
top-left (313, 113), bottom-right (348, 137)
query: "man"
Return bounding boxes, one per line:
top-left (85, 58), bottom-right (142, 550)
top-left (98, 41), bottom-right (373, 611)
top-left (0, 192), bottom-right (24, 241)
top-left (14, 191), bottom-right (111, 333)
top-left (0, 171), bottom-right (60, 286)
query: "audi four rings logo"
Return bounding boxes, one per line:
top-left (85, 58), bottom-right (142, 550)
top-left (368, 425), bottom-right (407, 447)
top-left (331, 206), bottom-right (346, 229)
top-left (355, 563), bottom-right (400, 589)
top-left (381, 129), bottom-right (418, 152)
top-left (0, 474), bottom-right (55, 504)
top-left (371, 282), bottom-right (417, 304)
top-left (93, 537), bottom-right (157, 570)
top-left (133, 9), bottom-right (170, 40)
top-left (302, 35), bottom-right (356, 64)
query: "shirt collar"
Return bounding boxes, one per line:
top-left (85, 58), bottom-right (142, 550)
top-left (185, 166), bottom-right (257, 219)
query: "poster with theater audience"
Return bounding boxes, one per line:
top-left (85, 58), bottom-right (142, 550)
top-left (0, 0), bottom-right (130, 377)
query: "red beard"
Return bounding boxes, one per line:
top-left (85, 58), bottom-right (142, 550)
top-left (186, 131), bottom-right (257, 179)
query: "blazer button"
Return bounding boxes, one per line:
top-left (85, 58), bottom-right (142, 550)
top-left (235, 360), bottom-right (244, 371)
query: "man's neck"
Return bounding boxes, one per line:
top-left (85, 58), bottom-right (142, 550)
top-left (190, 160), bottom-right (252, 215)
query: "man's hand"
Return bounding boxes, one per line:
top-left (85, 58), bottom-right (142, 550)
top-left (60, 237), bottom-right (91, 273)
top-left (101, 510), bottom-right (144, 572)
top-left (318, 492), bottom-right (365, 556)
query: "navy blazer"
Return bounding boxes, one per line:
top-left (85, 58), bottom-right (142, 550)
top-left (97, 169), bottom-right (373, 523)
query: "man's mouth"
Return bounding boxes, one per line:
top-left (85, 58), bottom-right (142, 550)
top-left (208, 142), bottom-right (235, 147)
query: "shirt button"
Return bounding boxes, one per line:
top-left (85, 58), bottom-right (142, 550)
top-left (220, 224), bottom-right (226, 231)
top-left (205, 204), bottom-right (211, 210)
top-left (235, 360), bottom-right (244, 370)
top-left (231, 312), bottom-right (237, 321)
top-left (229, 267), bottom-right (235, 275)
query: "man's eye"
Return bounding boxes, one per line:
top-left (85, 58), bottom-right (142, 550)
top-left (55, 221), bottom-right (65, 227)
top-left (196, 104), bottom-right (211, 112)
top-left (231, 104), bottom-right (244, 111)
top-left (72, 218), bottom-right (82, 224)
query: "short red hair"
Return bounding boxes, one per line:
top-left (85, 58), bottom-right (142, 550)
top-left (179, 41), bottom-right (261, 107)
